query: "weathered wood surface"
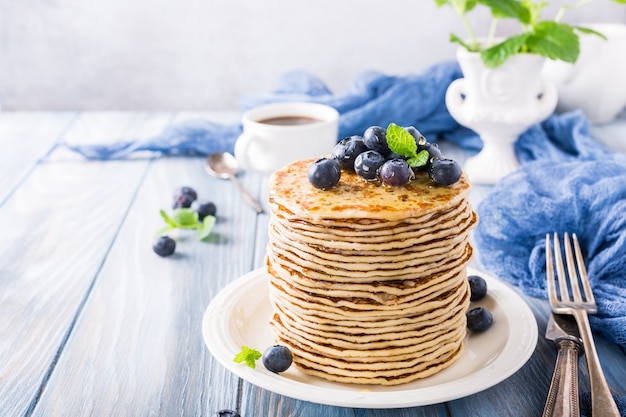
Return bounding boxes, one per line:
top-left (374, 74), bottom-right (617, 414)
top-left (0, 111), bottom-right (624, 417)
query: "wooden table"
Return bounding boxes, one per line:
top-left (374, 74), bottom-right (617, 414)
top-left (1, 111), bottom-right (625, 417)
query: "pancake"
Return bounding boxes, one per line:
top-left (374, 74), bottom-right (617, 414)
top-left (265, 157), bottom-right (477, 385)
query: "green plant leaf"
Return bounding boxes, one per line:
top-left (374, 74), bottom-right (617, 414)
top-left (480, 34), bottom-right (529, 68)
top-left (160, 209), bottom-right (178, 228)
top-left (172, 208), bottom-right (199, 228)
top-left (197, 215), bottom-right (217, 241)
top-left (233, 346), bottom-right (262, 369)
top-left (450, 33), bottom-right (478, 52)
top-left (386, 123), bottom-right (417, 157)
top-left (574, 26), bottom-right (608, 41)
top-left (527, 21), bottom-right (579, 63)
top-left (435, 0), bottom-right (478, 13)
top-left (478, 0), bottom-right (531, 23)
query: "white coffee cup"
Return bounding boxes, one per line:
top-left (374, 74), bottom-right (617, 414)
top-left (234, 102), bottom-right (339, 174)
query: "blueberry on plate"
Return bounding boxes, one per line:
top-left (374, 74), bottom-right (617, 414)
top-left (429, 158), bottom-right (462, 186)
top-left (379, 159), bottom-right (414, 187)
top-left (468, 275), bottom-right (488, 301)
top-left (308, 158), bottom-right (341, 190)
top-left (173, 186), bottom-right (198, 209)
top-left (354, 150), bottom-right (386, 181)
top-left (262, 345), bottom-right (293, 373)
top-left (331, 135), bottom-right (369, 171)
top-left (467, 307), bottom-right (493, 333)
top-left (214, 410), bottom-right (240, 417)
top-left (363, 126), bottom-right (391, 156)
top-left (153, 236), bottom-right (176, 257)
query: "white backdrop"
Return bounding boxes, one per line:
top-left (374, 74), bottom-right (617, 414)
top-left (0, 0), bottom-right (624, 110)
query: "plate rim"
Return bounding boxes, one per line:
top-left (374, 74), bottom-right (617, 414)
top-left (202, 267), bottom-right (538, 408)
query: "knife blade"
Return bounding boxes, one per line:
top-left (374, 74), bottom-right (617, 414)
top-left (542, 313), bottom-right (584, 417)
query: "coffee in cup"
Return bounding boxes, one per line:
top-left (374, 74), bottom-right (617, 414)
top-left (234, 102), bottom-right (339, 174)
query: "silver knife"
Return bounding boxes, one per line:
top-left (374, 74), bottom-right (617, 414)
top-left (542, 313), bottom-right (585, 417)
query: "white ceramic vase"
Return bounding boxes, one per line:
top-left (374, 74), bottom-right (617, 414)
top-left (446, 48), bottom-right (558, 184)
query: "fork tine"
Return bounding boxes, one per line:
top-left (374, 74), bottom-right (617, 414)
top-left (545, 234), bottom-right (558, 307)
top-left (572, 233), bottom-right (596, 309)
top-left (563, 232), bottom-right (583, 302)
top-left (553, 232), bottom-right (570, 303)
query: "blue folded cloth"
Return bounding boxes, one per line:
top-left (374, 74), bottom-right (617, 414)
top-left (474, 156), bottom-right (626, 348)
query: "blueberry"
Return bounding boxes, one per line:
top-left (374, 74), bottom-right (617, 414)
top-left (363, 126), bottom-right (391, 156)
top-left (379, 159), bottom-right (414, 187)
top-left (214, 410), bottom-right (240, 417)
top-left (466, 307), bottom-right (493, 333)
top-left (468, 275), bottom-right (488, 301)
top-left (429, 158), bottom-right (462, 186)
top-left (173, 186), bottom-right (197, 209)
top-left (404, 126), bottom-right (424, 142)
top-left (308, 158), bottom-right (341, 189)
top-left (197, 201), bottom-right (217, 221)
top-left (153, 236), bottom-right (176, 257)
top-left (263, 345), bottom-right (293, 373)
top-left (331, 136), bottom-right (369, 171)
top-left (354, 150), bottom-right (386, 181)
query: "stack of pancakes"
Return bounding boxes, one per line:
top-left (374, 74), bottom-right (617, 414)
top-left (266, 158), bottom-right (478, 385)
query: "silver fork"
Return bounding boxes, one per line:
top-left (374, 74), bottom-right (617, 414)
top-left (546, 232), bottom-right (620, 416)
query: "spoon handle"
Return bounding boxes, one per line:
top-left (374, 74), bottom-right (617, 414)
top-left (228, 174), bottom-right (264, 213)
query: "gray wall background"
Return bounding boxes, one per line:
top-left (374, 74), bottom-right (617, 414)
top-left (1, 0), bottom-right (624, 110)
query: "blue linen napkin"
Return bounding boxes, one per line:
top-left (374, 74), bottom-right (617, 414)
top-left (474, 156), bottom-right (626, 349)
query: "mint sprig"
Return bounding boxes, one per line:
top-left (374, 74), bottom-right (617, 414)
top-left (233, 346), bottom-right (262, 369)
top-left (157, 208), bottom-right (216, 240)
top-left (386, 123), bottom-right (429, 168)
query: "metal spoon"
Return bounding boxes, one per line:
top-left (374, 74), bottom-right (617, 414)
top-left (206, 152), bottom-right (264, 213)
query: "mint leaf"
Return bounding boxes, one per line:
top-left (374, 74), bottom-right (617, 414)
top-left (156, 225), bottom-right (175, 237)
top-left (234, 346), bottom-right (262, 369)
top-left (197, 215), bottom-right (216, 241)
top-left (157, 207), bottom-right (214, 241)
top-left (160, 209), bottom-right (178, 228)
top-left (386, 123), bottom-right (417, 157)
top-left (172, 208), bottom-right (199, 229)
top-left (407, 150), bottom-right (430, 168)
top-left (527, 21), bottom-right (579, 63)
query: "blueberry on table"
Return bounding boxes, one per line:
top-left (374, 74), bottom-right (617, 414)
top-left (308, 158), bottom-right (341, 190)
top-left (429, 158), bottom-right (462, 186)
top-left (263, 345), bottom-right (293, 373)
top-left (173, 186), bottom-right (198, 209)
top-left (468, 275), bottom-right (488, 301)
top-left (467, 307), bottom-right (493, 333)
top-left (214, 410), bottom-right (240, 417)
top-left (380, 159), bottom-right (414, 186)
top-left (153, 236), bottom-right (176, 257)
top-left (363, 126), bottom-right (391, 156)
top-left (331, 135), bottom-right (369, 171)
top-left (355, 150), bottom-right (386, 181)
top-left (197, 201), bottom-right (217, 221)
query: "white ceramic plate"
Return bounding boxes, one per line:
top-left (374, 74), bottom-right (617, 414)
top-left (202, 267), bottom-right (537, 408)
